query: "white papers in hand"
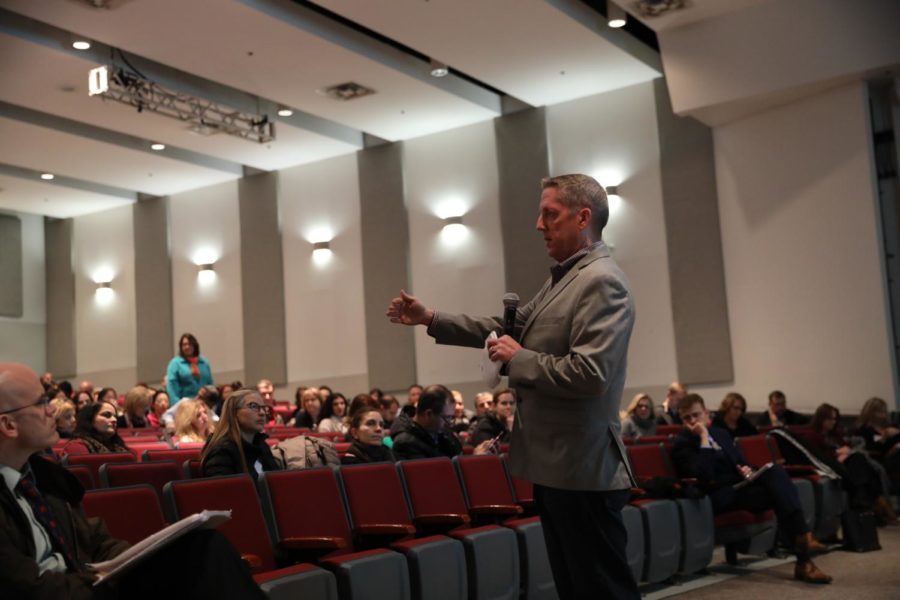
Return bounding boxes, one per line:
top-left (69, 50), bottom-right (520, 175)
top-left (89, 509), bottom-right (232, 585)
top-left (481, 331), bottom-right (502, 387)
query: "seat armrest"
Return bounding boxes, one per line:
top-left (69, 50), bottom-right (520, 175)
top-left (278, 536), bottom-right (348, 551)
top-left (414, 513), bottom-right (470, 526)
top-left (354, 524), bottom-right (416, 536)
top-left (469, 504), bottom-right (523, 516)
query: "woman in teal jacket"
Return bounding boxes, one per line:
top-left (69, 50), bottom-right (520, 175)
top-left (166, 332), bottom-right (213, 406)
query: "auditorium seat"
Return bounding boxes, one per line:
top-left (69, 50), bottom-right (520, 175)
top-left (123, 435), bottom-right (165, 444)
top-left (656, 425), bottom-right (682, 436)
top-left (257, 468), bottom-right (412, 600)
top-left (63, 453), bottom-right (136, 487)
top-left (621, 504), bottom-right (644, 583)
top-left (735, 435), bottom-right (816, 531)
top-left (65, 464), bottom-right (95, 490)
top-left (398, 458), bottom-right (519, 600)
top-left (254, 563), bottom-right (338, 600)
top-left (142, 447), bottom-right (202, 463)
top-left (82, 484), bottom-right (168, 545)
top-left (339, 462), bottom-right (467, 600)
top-left (99, 459), bottom-right (183, 499)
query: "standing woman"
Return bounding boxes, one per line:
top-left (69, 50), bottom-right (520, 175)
top-left (166, 333), bottom-right (213, 406)
top-left (201, 389), bottom-right (280, 481)
top-left (67, 400), bottom-right (130, 453)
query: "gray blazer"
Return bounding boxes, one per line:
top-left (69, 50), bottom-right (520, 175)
top-left (428, 242), bottom-right (637, 491)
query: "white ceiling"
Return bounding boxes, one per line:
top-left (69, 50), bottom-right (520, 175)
top-left (0, 0), bottom-right (662, 218)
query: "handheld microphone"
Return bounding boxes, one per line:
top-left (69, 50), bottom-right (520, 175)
top-left (502, 293), bottom-right (520, 339)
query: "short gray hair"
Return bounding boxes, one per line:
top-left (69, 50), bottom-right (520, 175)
top-left (541, 174), bottom-right (609, 237)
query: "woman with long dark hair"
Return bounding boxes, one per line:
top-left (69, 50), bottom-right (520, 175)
top-left (200, 389), bottom-right (280, 481)
top-left (66, 399), bottom-right (130, 453)
top-left (341, 408), bottom-right (394, 465)
top-left (166, 332), bottom-right (213, 407)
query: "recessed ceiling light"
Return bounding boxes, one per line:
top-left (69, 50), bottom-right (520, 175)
top-left (40, 173), bottom-right (55, 180)
top-left (430, 59), bottom-right (449, 78)
top-left (72, 40), bottom-right (91, 50)
top-left (277, 107), bottom-right (293, 117)
top-left (150, 143), bottom-right (166, 151)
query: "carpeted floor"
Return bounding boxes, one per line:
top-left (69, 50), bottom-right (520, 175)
top-left (644, 524), bottom-right (900, 599)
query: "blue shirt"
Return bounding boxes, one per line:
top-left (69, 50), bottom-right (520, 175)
top-left (166, 355), bottom-right (213, 405)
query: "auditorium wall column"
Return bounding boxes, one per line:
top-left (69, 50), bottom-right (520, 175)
top-left (44, 217), bottom-right (76, 378)
top-left (358, 142), bottom-right (416, 391)
top-left (238, 171), bottom-right (288, 386)
top-left (133, 194), bottom-right (174, 383)
top-left (654, 78), bottom-right (733, 384)
top-left (494, 107), bottom-right (552, 300)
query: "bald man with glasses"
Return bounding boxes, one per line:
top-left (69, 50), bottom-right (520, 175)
top-left (0, 362), bottom-right (265, 599)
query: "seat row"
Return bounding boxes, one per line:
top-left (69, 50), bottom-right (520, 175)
top-left (77, 455), bottom-right (554, 600)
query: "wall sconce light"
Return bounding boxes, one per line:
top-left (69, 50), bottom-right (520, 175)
top-left (441, 215), bottom-right (468, 244)
top-left (312, 240), bottom-right (333, 266)
top-left (605, 185), bottom-right (619, 196)
top-left (607, 1), bottom-right (627, 28)
top-left (197, 263), bottom-right (216, 285)
top-left (95, 281), bottom-right (113, 303)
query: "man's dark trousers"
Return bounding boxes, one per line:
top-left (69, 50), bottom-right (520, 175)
top-left (534, 484), bottom-right (639, 600)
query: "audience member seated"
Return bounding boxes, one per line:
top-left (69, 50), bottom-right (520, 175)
top-left (369, 387), bottom-right (384, 403)
top-left (174, 399), bottom-right (215, 443)
top-left (393, 385), bottom-right (491, 460)
top-left (50, 398), bottom-right (77, 439)
top-left (67, 400), bottom-right (130, 454)
top-left (757, 390), bottom-right (809, 427)
top-left (117, 386), bottom-right (151, 429)
top-left (711, 392), bottom-right (758, 439)
top-left (167, 332), bottom-right (213, 409)
top-left (809, 403), bottom-right (897, 525)
top-left (73, 391), bottom-right (92, 412)
top-left (95, 387), bottom-right (118, 406)
top-left (289, 387), bottom-right (321, 430)
top-left (671, 393), bottom-right (832, 584)
top-left (468, 388), bottom-right (516, 446)
top-left (450, 390), bottom-right (471, 434)
top-left (0, 362), bottom-right (268, 599)
top-left (201, 389), bottom-right (281, 481)
top-left (40, 370), bottom-right (54, 391)
top-left (407, 384), bottom-right (423, 408)
top-left (318, 392), bottom-right (349, 435)
top-left (317, 385), bottom-right (332, 403)
top-left (342, 409), bottom-right (395, 465)
top-left (218, 381), bottom-right (240, 409)
top-left (621, 393), bottom-right (657, 439)
top-left (379, 395), bottom-right (400, 430)
top-left (856, 396), bottom-right (900, 494)
top-left (656, 381), bottom-right (686, 425)
top-left (197, 384), bottom-right (223, 423)
top-left (147, 389), bottom-right (170, 428)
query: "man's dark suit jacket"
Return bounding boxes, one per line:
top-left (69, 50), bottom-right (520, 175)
top-left (671, 426), bottom-right (750, 512)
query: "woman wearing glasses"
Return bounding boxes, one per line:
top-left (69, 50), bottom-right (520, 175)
top-left (200, 389), bottom-right (280, 481)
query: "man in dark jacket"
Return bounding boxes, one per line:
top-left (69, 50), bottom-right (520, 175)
top-left (757, 390), bottom-right (809, 427)
top-left (0, 362), bottom-right (265, 599)
top-left (671, 393), bottom-right (831, 584)
top-left (467, 389), bottom-right (516, 446)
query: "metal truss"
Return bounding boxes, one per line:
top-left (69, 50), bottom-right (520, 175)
top-left (97, 68), bottom-right (275, 144)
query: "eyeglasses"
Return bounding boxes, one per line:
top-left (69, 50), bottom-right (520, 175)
top-left (0, 395), bottom-right (51, 415)
top-left (242, 402), bottom-right (268, 413)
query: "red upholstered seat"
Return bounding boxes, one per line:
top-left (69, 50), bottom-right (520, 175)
top-left (453, 455), bottom-right (523, 521)
top-left (64, 453), bottom-right (136, 487)
top-left (100, 460), bottom-right (183, 499)
top-left (656, 425), bottom-right (681, 436)
top-left (164, 474), bottom-right (275, 573)
top-left (65, 464), bottom-right (95, 490)
top-left (142, 448), bottom-right (202, 463)
top-left (633, 435), bottom-right (670, 446)
top-left (734, 435), bottom-right (776, 467)
top-left (397, 458), bottom-right (471, 530)
top-left (257, 468), bottom-right (353, 557)
top-left (82, 484), bottom-right (168, 545)
top-left (338, 463), bottom-right (417, 539)
top-left (626, 443), bottom-right (670, 480)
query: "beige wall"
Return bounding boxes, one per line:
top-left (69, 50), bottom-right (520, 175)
top-left (0, 211), bottom-right (45, 372)
top-left (692, 82), bottom-right (895, 413)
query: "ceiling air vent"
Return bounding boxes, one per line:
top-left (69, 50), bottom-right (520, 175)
top-left (317, 82), bottom-right (376, 102)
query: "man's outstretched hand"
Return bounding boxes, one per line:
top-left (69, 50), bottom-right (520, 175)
top-left (386, 290), bottom-right (434, 327)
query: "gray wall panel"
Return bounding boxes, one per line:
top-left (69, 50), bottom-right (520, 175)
top-left (238, 172), bottom-right (288, 385)
top-left (0, 214), bottom-right (23, 317)
top-left (133, 196), bottom-right (174, 382)
top-left (44, 218), bottom-right (76, 378)
top-left (654, 78), bottom-right (734, 385)
top-left (494, 108), bottom-right (553, 300)
top-left (358, 143), bottom-right (416, 391)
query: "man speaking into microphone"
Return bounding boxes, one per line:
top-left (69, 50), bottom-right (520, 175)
top-left (386, 174), bottom-right (638, 599)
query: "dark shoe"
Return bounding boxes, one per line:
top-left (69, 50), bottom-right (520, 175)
top-left (873, 496), bottom-right (899, 526)
top-left (794, 531), bottom-right (828, 554)
top-left (794, 559), bottom-right (832, 584)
